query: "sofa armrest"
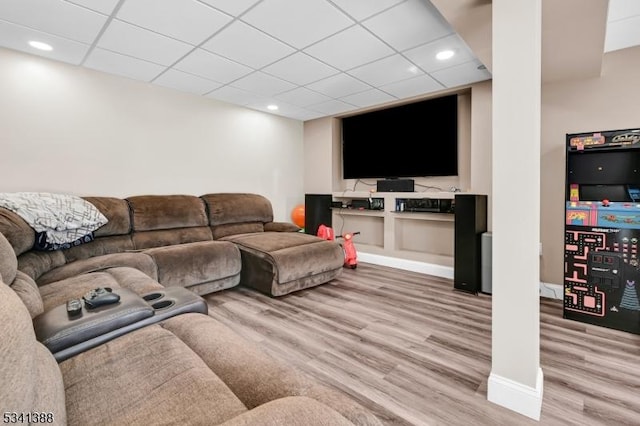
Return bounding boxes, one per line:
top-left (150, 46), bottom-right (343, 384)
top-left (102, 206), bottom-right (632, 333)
top-left (33, 287), bottom-right (208, 362)
top-left (33, 289), bottom-right (154, 355)
top-left (264, 222), bottom-right (301, 232)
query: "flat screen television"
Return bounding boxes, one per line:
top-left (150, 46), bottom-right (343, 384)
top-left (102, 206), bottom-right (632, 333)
top-left (341, 94), bottom-right (458, 179)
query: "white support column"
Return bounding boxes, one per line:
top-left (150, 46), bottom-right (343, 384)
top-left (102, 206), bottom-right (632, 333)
top-left (488, 0), bottom-right (543, 421)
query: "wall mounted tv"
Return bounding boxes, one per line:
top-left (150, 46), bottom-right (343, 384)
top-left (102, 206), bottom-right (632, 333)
top-left (341, 94), bottom-right (458, 179)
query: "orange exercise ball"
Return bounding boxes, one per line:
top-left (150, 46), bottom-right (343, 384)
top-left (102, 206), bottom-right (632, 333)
top-left (291, 204), bottom-right (305, 228)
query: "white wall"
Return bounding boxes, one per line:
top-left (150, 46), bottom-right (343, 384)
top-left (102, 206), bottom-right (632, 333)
top-left (0, 48), bottom-right (304, 222)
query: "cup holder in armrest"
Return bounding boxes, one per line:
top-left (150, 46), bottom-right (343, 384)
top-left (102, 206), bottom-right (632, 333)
top-left (151, 300), bottom-right (175, 310)
top-left (142, 292), bottom-right (164, 302)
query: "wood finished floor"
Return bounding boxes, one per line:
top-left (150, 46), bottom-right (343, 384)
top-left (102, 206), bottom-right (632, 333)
top-left (203, 263), bottom-right (640, 426)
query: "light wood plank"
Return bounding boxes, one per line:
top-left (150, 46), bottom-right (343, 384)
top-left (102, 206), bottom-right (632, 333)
top-left (204, 262), bottom-right (640, 425)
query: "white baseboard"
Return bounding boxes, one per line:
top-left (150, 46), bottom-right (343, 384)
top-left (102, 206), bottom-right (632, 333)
top-left (357, 252), bottom-right (454, 279)
top-left (488, 368), bottom-right (544, 421)
top-left (358, 253), bottom-right (563, 300)
top-left (539, 282), bottom-right (563, 300)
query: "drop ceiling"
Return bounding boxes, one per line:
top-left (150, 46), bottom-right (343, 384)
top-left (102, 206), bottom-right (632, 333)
top-left (0, 0), bottom-right (637, 121)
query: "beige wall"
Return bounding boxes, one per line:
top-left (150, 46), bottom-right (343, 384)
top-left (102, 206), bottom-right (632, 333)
top-left (0, 48), bottom-right (304, 222)
top-left (540, 45), bottom-right (640, 285)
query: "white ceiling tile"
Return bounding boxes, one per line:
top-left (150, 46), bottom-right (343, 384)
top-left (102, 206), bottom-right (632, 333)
top-left (262, 52), bottom-right (339, 85)
top-left (174, 48), bottom-right (253, 83)
top-left (379, 74), bottom-right (443, 98)
top-left (0, 20), bottom-right (90, 65)
top-left (307, 73), bottom-right (372, 98)
top-left (403, 34), bottom-right (475, 72)
top-left (430, 60), bottom-right (492, 88)
top-left (305, 25), bottom-right (394, 70)
top-left (202, 20), bottom-right (295, 68)
top-left (308, 99), bottom-right (356, 115)
top-left (330, 0), bottom-right (406, 21)
top-left (199, 0), bottom-right (261, 16)
top-left (340, 88), bottom-right (396, 108)
top-left (0, 0), bottom-right (107, 44)
top-left (84, 47), bottom-right (165, 81)
top-left (607, 0), bottom-right (640, 22)
top-left (205, 85), bottom-right (255, 106)
top-left (244, 99), bottom-right (303, 117)
top-left (153, 69), bottom-right (222, 95)
top-left (230, 71), bottom-right (296, 96)
top-left (604, 15), bottom-right (640, 52)
top-left (363, 0), bottom-right (452, 51)
top-left (65, 0), bottom-right (119, 15)
top-left (241, 0), bottom-right (353, 49)
top-left (98, 20), bottom-right (193, 66)
top-left (275, 87), bottom-right (331, 107)
top-left (116, 0), bottom-right (232, 45)
top-left (348, 54), bottom-right (423, 86)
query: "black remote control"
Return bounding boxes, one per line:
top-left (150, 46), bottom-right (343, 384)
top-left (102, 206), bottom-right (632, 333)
top-left (66, 299), bottom-right (83, 317)
top-left (83, 287), bottom-right (120, 309)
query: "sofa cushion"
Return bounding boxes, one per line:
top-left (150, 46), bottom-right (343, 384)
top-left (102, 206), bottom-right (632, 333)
top-left (0, 207), bottom-right (35, 256)
top-left (218, 396), bottom-right (354, 426)
top-left (202, 193), bottom-right (273, 225)
top-left (0, 283), bottom-right (66, 423)
top-left (128, 195), bottom-right (208, 231)
top-left (0, 231), bottom-right (18, 284)
top-left (10, 271), bottom-right (44, 318)
top-left (132, 227), bottom-right (212, 250)
top-left (37, 252), bottom-right (159, 286)
top-left (223, 233), bottom-right (344, 282)
top-left (162, 313), bottom-right (381, 425)
top-left (83, 196), bottom-right (131, 237)
top-left (143, 240), bottom-right (241, 288)
top-left (62, 235), bottom-right (135, 263)
top-left (17, 250), bottom-right (66, 282)
top-left (59, 322), bottom-right (248, 425)
top-left (211, 223), bottom-right (264, 239)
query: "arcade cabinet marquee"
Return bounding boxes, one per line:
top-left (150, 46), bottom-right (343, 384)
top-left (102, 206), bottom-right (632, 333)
top-left (564, 128), bottom-right (640, 334)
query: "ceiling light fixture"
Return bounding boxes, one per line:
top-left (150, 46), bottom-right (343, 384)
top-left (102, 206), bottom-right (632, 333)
top-left (28, 41), bottom-right (53, 51)
top-left (436, 49), bottom-right (455, 61)
top-left (267, 105), bottom-right (278, 111)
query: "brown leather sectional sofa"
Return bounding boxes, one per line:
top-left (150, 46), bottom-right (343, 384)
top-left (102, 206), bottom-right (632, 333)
top-left (0, 193), bottom-right (381, 425)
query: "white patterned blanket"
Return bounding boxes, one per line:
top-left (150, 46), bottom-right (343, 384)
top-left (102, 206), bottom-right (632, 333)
top-left (0, 192), bottom-right (108, 244)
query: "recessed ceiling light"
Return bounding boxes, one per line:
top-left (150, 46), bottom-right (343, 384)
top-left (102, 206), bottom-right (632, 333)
top-left (436, 49), bottom-right (455, 61)
top-left (28, 41), bottom-right (53, 51)
top-left (267, 104), bottom-right (278, 111)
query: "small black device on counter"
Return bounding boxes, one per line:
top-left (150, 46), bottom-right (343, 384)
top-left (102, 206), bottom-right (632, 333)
top-left (398, 198), bottom-right (455, 213)
top-left (66, 299), bottom-right (83, 317)
top-left (83, 287), bottom-right (121, 309)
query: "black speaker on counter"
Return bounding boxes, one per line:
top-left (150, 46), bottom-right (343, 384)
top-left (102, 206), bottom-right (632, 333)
top-left (376, 179), bottom-right (415, 192)
top-left (304, 194), bottom-right (332, 236)
top-left (454, 194), bottom-right (488, 294)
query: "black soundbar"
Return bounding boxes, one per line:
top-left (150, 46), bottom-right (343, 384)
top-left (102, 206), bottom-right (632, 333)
top-left (377, 179), bottom-right (415, 192)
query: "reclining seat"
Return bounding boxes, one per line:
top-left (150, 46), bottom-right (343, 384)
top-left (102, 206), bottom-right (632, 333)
top-left (0, 232), bottom-right (382, 426)
top-left (201, 193), bottom-right (344, 296)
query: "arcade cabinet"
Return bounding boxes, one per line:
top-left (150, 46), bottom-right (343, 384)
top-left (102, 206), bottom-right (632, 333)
top-left (564, 128), bottom-right (640, 334)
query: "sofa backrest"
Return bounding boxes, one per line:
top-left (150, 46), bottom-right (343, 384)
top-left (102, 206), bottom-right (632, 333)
top-left (126, 195), bottom-right (213, 249)
top-left (0, 193), bottom-right (276, 282)
top-left (0, 207), bottom-right (35, 256)
top-left (201, 193), bottom-right (273, 239)
top-left (0, 278), bottom-right (66, 421)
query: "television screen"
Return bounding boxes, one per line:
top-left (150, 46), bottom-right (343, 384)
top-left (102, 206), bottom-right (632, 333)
top-left (341, 94), bottom-right (458, 179)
